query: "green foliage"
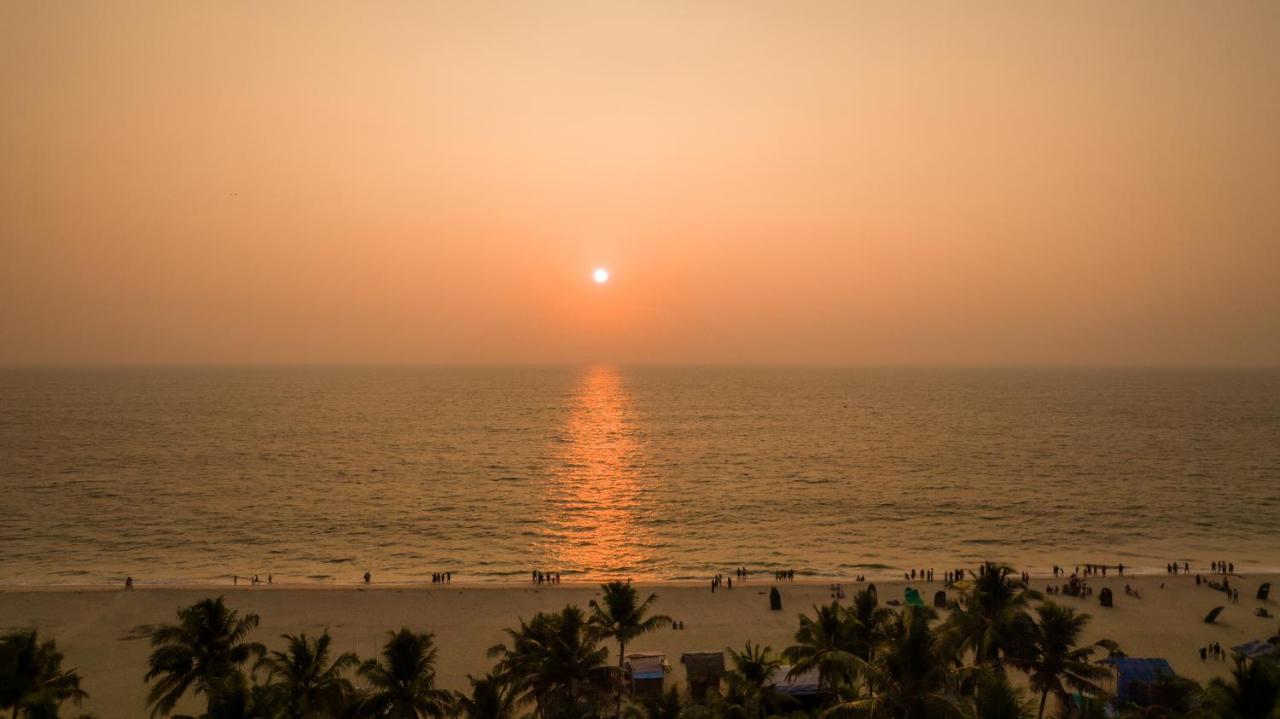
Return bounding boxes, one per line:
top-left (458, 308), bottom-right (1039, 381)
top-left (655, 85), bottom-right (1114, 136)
top-left (589, 582), bottom-right (673, 668)
top-left (1205, 656), bottom-right (1280, 719)
top-left (941, 563), bottom-right (1039, 668)
top-left (254, 632), bottom-right (357, 718)
top-left (0, 630), bottom-right (89, 718)
top-left (1006, 602), bottom-right (1109, 719)
top-left (973, 669), bottom-right (1034, 719)
top-left (451, 671), bottom-right (517, 719)
top-left (356, 629), bottom-right (453, 718)
top-left (145, 597), bottom-right (265, 718)
top-left (783, 602), bottom-right (866, 692)
top-left (488, 605), bottom-right (615, 719)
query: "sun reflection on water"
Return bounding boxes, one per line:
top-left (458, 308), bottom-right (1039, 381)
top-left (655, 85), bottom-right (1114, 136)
top-left (540, 364), bottom-right (651, 578)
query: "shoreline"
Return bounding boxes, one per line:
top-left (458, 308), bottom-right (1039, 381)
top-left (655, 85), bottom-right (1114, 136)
top-left (2, 573), bottom-right (1275, 718)
top-left (1, 568), bottom-right (1268, 593)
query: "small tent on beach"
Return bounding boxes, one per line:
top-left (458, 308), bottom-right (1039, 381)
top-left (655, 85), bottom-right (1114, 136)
top-left (904, 586), bottom-right (925, 608)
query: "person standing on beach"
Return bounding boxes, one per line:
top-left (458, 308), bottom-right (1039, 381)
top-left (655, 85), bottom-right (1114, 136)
top-left (364, 571), bottom-right (371, 584)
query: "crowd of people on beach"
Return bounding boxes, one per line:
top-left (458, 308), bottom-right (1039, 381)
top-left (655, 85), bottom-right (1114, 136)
top-left (120, 559), bottom-right (1256, 595)
top-left (1211, 561), bottom-right (1236, 574)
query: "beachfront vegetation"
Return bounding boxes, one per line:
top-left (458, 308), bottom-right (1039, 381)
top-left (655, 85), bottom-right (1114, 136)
top-left (0, 630), bottom-right (89, 718)
top-left (8, 565), bottom-right (1279, 719)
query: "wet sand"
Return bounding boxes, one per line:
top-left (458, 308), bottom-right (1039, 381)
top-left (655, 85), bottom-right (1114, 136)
top-left (1, 573), bottom-right (1275, 719)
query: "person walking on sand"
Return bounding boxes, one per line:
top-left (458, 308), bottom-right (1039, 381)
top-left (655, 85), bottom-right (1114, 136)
top-left (125, 576), bottom-right (133, 590)
top-left (364, 571), bottom-right (371, 584)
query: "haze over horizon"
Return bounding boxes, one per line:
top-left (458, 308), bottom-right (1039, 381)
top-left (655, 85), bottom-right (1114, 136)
top-left (3, 1), bottom-right (1279, 366)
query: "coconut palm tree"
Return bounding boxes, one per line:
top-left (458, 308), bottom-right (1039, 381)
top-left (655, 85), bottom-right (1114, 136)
top-left (0, 630), bottom-right (89, 719)
top-left (943, 563), bottom-right (1039, 668)
top-left (971, 669), bottom-right (1033, 719)
top-left (588, 582), bottom-right (672, 717)
top-left (145, 597), bottom-right (264, 718)
top-left (723, 642), bottom-right (784, 719)
top-left (1205, 656), bottom-right (1280, 719)
top-left (451, 673), bottom-right (516, 719)
top-left (254, 632), bottom-right (357, 718)
top-left (626, 686), bottom-right (682, 719)
top-left (1007, 602), bottom-right (1109, 719)
top-left (845, 589), bottom-right (893, 661)
top-left (357, 629), bottom-right (452, 718)
top-left (489, 606), bottom-right (614, 719)
top-left (825, 606), bottom-right (966, 719)
top-left (783, 602), bottom-right (864, 693)
top-left (588, 582), bottom-right (672, 671)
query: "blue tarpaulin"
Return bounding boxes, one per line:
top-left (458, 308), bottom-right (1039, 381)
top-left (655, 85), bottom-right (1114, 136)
top-left (1100, 658), bottom-right (1175, 705)
top-left (1231, 640), bottom-right (1279, 660)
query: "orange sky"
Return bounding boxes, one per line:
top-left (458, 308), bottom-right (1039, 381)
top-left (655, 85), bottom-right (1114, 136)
top-left (2, 1), bottom-right (1278, 365)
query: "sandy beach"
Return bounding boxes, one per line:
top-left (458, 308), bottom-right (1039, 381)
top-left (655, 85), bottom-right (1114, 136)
top-left (2, 572), bottom-right (1275, 718)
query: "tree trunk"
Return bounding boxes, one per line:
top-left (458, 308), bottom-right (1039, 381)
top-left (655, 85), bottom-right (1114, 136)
top-left (1038, 689), bottom-right (1048, 719)
top-left (616, 639), bottom-right (626, 719)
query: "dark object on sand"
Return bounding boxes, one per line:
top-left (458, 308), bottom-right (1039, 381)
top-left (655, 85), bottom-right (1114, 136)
top-left (1204, 606), bottom-right (1225, 624)
top-left (769, 587), bottom-right (782, 611)
top-left (1100, 587), bottom-right (1113, 608)
top-left (681, 651), bottom-right (726, 700)
top-left (867, 583), bottom-right (877, 597)
top-left (1258, 583), bottom-right (1271, 601)
top-left (933, 590), bottom-right (947, 608)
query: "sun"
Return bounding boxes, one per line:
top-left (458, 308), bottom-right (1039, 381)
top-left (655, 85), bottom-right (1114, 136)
top-left (593, 267), bottom-right (609, 284)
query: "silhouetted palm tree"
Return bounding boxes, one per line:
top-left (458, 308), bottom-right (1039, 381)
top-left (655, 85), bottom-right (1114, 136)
top-left (845, 589), bottom-right (893, 661)
top-left (145, 597), bottom-right (264, 718)
top-left (825, 607), bottom-right (965, 719)
top-left (971, 669), bottom-right (1033, 719)
top-left (783, 602), bottom-right (864, 693)
top-left (0, 630), bottom-right (89, 719)
top-left (255, 632), bottom-right (357, 718)
top-left (451, 673), bottom-right (516, 719)
top-left (1206, 656), bottom-right (1280, 719)
top-left (723, 642), bottom-right (784, 719)
top-left (588, 582), bottom-right (673, 670)
top-left (626, 686), bottom-right (682, 719)
top-left (588, 582), bottom-right (672, 717)
top-left (1007, 602), bottom-right (1109, 719)
top-left (943, 563), bottom-right (1039, 668)
top-left (357, 629), bottom-right (452, 718)
top-left (489, 606), bottom-right (614, 719)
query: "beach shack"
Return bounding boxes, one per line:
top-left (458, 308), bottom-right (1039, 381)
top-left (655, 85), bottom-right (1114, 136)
top-left (625, 652), bottom-right (670, 697)
top-left (1099, 657), bottom-right (1175, 705)
top-left (680, 651), bottom-right (726, 700)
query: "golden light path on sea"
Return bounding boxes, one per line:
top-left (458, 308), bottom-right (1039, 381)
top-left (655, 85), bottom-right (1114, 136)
top-left (542, 364), bottom-right (649, 576)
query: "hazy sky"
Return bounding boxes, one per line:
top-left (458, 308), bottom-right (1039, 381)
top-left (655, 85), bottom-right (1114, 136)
top-left (2, 1), bottom-right (1278, 365)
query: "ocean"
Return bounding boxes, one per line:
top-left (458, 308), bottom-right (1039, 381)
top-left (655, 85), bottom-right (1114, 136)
top-left (1, 365), bottom-right (1277, 586)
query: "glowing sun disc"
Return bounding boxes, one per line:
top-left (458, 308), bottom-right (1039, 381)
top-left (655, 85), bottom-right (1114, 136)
top-left (593, 268), bottom-right (609, 284)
